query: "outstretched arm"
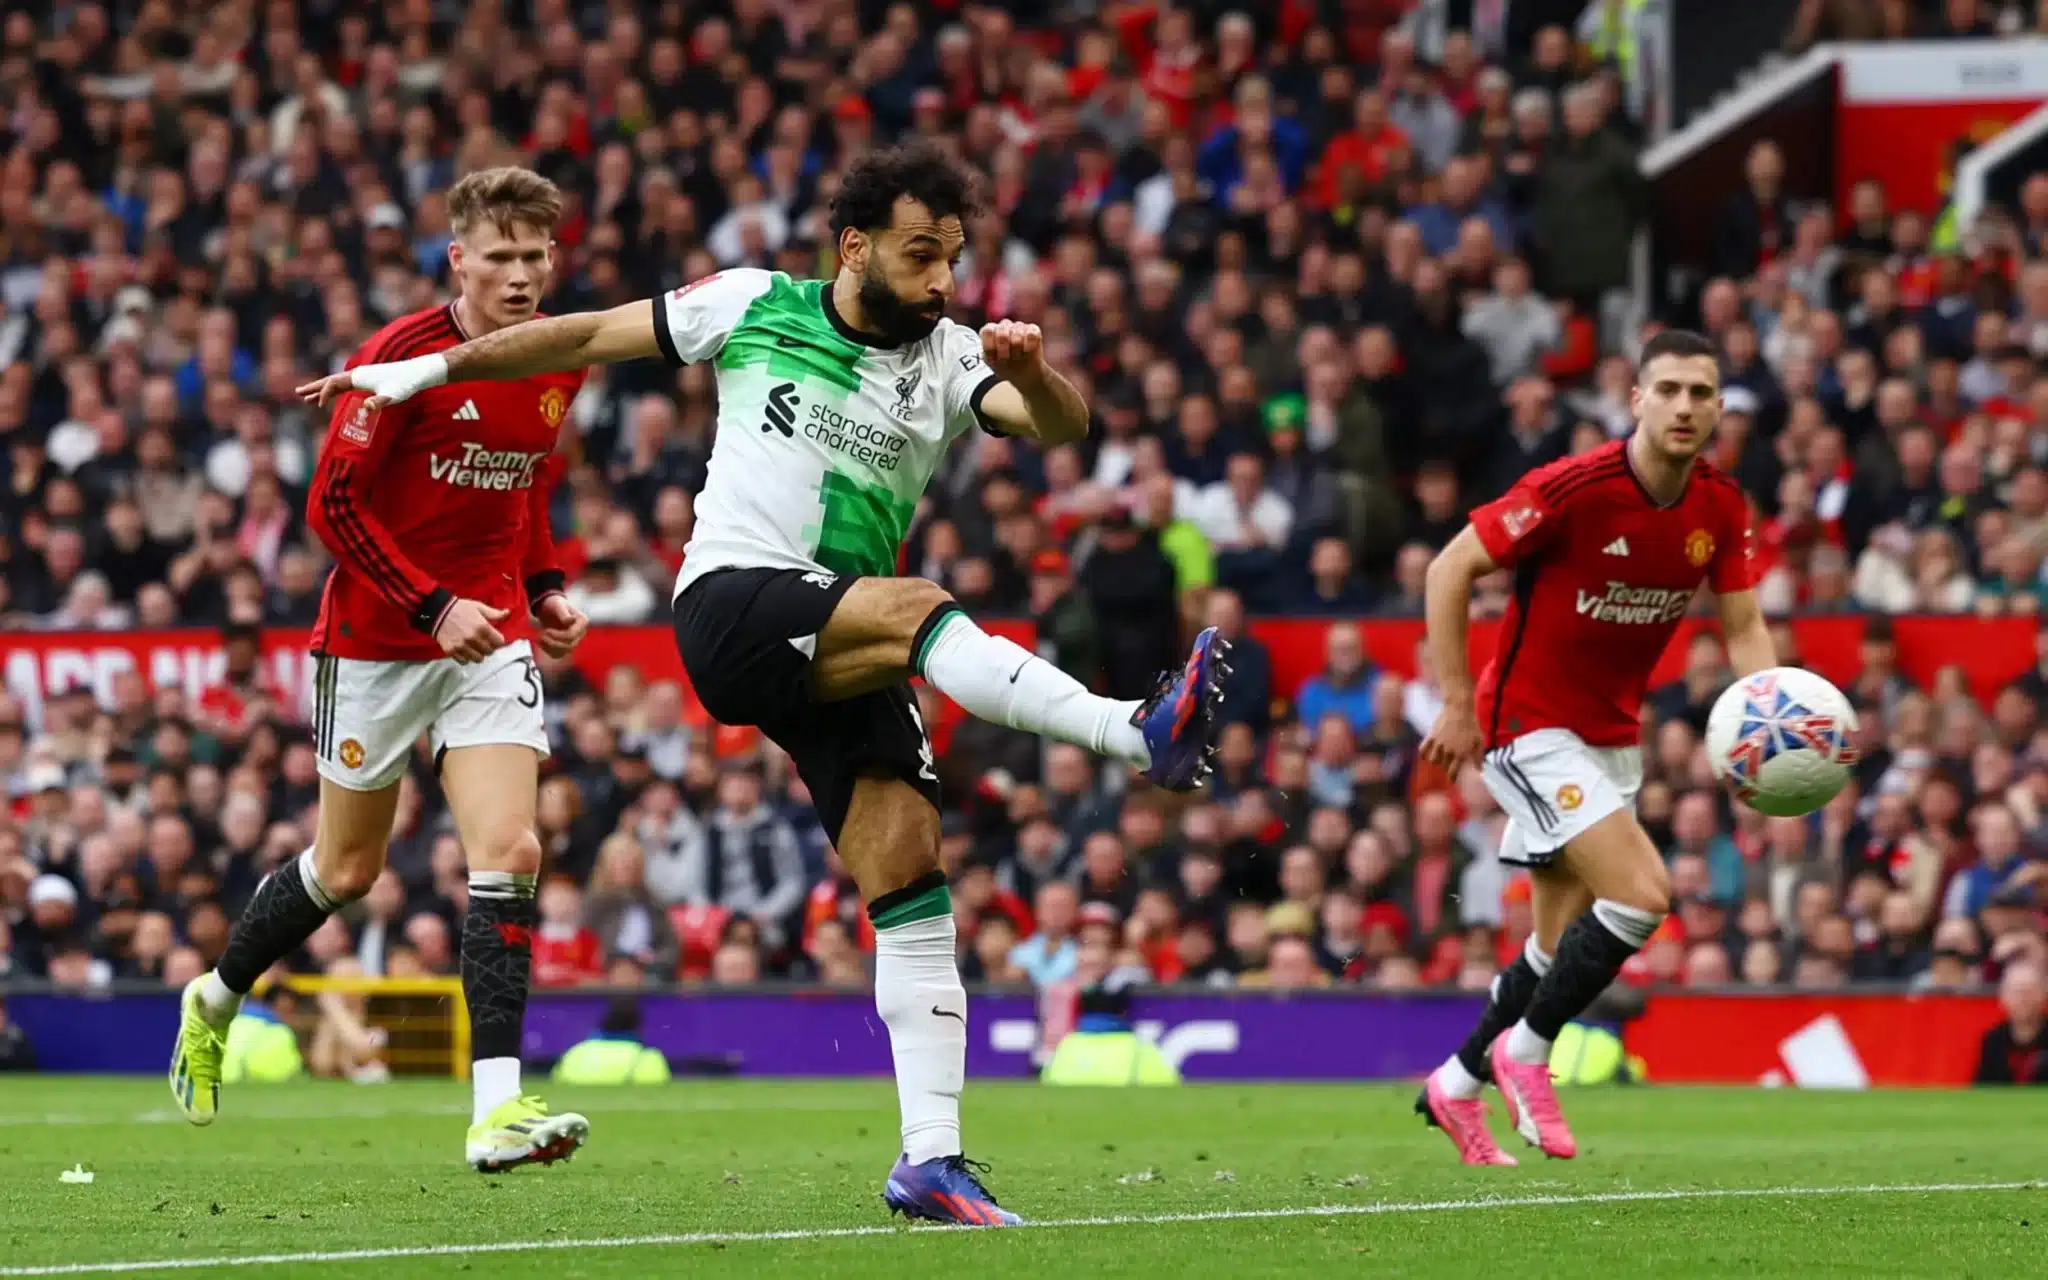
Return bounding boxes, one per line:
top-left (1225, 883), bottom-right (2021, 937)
top-left (443, 303), bottom-right (662, 380)
top-left (297, 302), bottom-right (661, 411)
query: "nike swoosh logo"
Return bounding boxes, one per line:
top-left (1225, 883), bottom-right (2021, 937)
top-left (931, 1006), bottom-right (964, 1023)
top-left (775, 333), bottom-right (809, 349)
top-left (1008, 660), bottom-right (1031, 684)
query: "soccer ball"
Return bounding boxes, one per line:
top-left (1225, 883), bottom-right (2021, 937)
top-left (1705, 666), bottom-right (1859, 817)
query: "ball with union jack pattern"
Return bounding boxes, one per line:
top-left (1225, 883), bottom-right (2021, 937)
top-left (1705, 666), bottom-right (1860, 818)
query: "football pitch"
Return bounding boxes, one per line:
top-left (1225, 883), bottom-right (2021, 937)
top-left (0, 1079), bottom-right (2041, 1278)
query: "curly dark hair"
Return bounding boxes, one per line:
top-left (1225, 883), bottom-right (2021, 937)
top-left (828, 142), bottom-right (980, 238)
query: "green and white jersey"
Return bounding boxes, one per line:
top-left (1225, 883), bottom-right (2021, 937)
top-left (654, 269), bottom-right (999, 595)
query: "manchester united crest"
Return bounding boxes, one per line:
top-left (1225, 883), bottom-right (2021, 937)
top-left (338, 738), bottom-right (365, 770)
top-left (1556, 783), bottom-right (1583, 811)
top-left (539, 387), bottom-right (568, 427)
top-left (1685, 529), bottom-right (1715, 567)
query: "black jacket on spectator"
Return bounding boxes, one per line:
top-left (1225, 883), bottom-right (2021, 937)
top-left (1214, 632), bottom-right (1273, 735)
top-left (1035, 589), bottom-right (1104, 688)
top-left (1533, 128), bottom-right (1644, 304)
top-left (1850, 942), bottom-right (1926, 983)
top-left (1714, 189), bottom-right (1795, 282)
top-left (701, 805), bottom-right (807, 951)
top-left (1079, 530), bottom-right (1180, 703)
top-left (1289, 576), bottom-right (1376, 616)
top-left (1973, 1021), bottom-right (2048, 1085)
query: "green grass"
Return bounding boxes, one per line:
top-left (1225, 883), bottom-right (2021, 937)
top-left (0, 1078), bottom-right (2042, 1277)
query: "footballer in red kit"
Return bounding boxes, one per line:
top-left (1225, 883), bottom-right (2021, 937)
top-left (308, 306), bottom-right (582, 663)
top-left (1468, 438), bottom-right (1757, 751)
top-left (171, 168), bottom-right (595, 1176)
top-left (1414, 330), bottom-right (1778, 1169)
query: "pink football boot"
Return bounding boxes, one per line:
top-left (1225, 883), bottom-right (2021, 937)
top-left (1417, 1074), bottom-right (1518, 1167)
top-left (1490, 1031), bottom-right (1578, 1159)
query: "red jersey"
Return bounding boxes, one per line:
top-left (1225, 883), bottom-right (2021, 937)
top-left (531, 923), bottom-right (603, 988)
top-left (307, 306), bottom-right (585, 660)
top-left (1469, 440), bottom-right (1759, 749)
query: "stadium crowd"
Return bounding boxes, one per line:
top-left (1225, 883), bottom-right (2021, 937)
top-left (2, 0), bottom-right (2047, 1041)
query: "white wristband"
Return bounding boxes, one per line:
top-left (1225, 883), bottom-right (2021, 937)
top-left (354, 353), bottom-right (449, 402)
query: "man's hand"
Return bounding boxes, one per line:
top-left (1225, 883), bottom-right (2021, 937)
top-left (434, 598), bottom-right (509, 664)
top-left (980, 320), bottom-right (1048, 386)
top-left (534, 594), bottom-right (590, 660)
top-left (297, 353), bottom-right (449, 413)
top-left (1420, 699), bottom-right (1485, 781)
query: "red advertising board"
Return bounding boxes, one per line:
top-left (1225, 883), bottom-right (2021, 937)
top-left (1624, 992), bottom-right (2004, 1087)
top-left (0, 614), bottom-right (2036, 732)
top-left (1832, 43), bottom-right (2048, 216)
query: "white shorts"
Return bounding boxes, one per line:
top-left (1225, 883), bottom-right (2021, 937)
top-left (1482, 728), bottom-right (1643, 868)
top-left (312, 641), bottom-right (550, 792)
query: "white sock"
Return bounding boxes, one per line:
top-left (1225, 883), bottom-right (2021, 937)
top-left (472, 1057), bottom-right (521, 1126)
top-left (1591, 898), bottom-right (1663, 947)
top-left (297, 846), bottom-right (341, 911)
top-left (197, 971), bottom-right (241, 1026)
top-left (1506, 1020), bottom-right (1552, 1065)
top-left (917, 611), bottom-right (1149, 767)
top-left (1433, 1054), bottom-right (1484, 1100)
top-left (1525, 935), bottom-right (1554, 974)
top-left (874, 912), bottom-right (965, 1164)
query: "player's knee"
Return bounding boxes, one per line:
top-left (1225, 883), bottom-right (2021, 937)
top-left (1614, 858), bottom-right (1671, 918)
top-left (472, 826), bottom-right (544, 876)
top-left (897, 578), bottom-right (958, 631)
top-left (313, 845), bottom-right (383, 904)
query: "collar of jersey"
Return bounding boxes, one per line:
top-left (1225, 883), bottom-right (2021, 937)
top-left (821, 285), bottom-right (899, 350)
top-left (1621, 433), bottom-right (1689, 510)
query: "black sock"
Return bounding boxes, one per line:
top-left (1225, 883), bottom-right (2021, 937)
top-left (462, 872), bottom-right (538, 1061)
top-left (1522, 905), bottom-right (1655, 1042)
top-left (1454, 943), bottom-right (1550, 1081)
top-left (215, 852), bottom-right (339, 993)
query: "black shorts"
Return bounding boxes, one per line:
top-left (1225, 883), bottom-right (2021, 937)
top-left (671, 566), bottom-right (940, 843)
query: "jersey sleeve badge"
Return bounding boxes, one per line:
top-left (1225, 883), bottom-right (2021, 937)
top-left (1685, 529), bottom-right (1715, 567)
top-left (340, 404), bottom-right (372, 446)
top-left (1500, 505), bottom-right (1543, 540)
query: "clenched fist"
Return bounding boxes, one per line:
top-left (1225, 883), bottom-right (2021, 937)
top-left (534, 594), bottom-right (590, 660)
top-left (980, 320), bottom-right (1047, 385)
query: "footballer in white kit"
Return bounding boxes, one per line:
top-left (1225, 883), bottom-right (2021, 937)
top-left (304, 143), bottom-right (1232, 1227)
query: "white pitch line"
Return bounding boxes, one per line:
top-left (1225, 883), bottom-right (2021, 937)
top-left (2, 1180), bottom-right (2036, 1277)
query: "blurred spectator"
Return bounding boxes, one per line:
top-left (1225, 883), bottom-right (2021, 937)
top-left (689, 766), bottom-right (806, 953)
top-left (532, 878), bottom-right (603, 989)
top-left (1205, 590), bottom-right (1273, 734)
top-left (584, 833), bottom-right (681, 979)
top-left (1011, 881), bottom-right (1082, 987)
top-left (1080, 506), bottom-right (1180, 701)
top-left (1973, 962), bottom-right (2047, 1084)
top-left (1296, 623), bottom-right (1381, 736)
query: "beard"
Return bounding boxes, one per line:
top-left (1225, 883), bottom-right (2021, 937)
top-left (857, 263), bottom-right (944, 345)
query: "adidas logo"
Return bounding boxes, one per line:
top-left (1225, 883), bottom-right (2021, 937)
top-left (761, 381), bottom-right (798, 437)
top-left (1603, 537), bottom-right (1630, 557)
top-left (453, 400), bottom-right (481, 422)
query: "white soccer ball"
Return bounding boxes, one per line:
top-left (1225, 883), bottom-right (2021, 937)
top-left (1705, 666), bottom-right (1859, 818)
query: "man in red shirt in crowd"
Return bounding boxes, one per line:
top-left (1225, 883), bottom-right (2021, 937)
top-left (170, 168), bottom-right (595, 1175)
top-left (1417, 330), bottom-right (1777, 1165)
top-left (1313, 89), bottom-right (1408, 209)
